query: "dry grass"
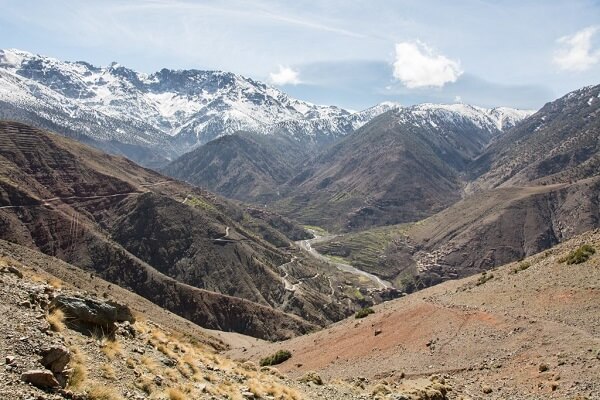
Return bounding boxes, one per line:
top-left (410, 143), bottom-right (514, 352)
top-left (101, 338), bottom-right (122, 360)
top-left (68, 346), bottom-right (88, 389)
top-left (165, 368), bottom-right (180, 383)
top-left (140, 355), bottom-right (158, 373)
top-left (47, 308), bottom-right (66, 332)
top-left (47, 276), bottom-right (63, 289)
top-left (167, 387), bottom-right (188, 400)
top-left (101, 364), bottom-right (116, 380)
top-left (135, 375), bottom-right (154, 395)
top-left (86, 383), bottom-right (123, 400)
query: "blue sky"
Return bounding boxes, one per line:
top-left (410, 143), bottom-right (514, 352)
top-left (1, 0), bottom-right (599, 110)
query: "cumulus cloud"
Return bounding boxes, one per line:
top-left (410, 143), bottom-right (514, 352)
top-left (392, 41), bottom-right (463, 88)
top-left (269, 65), bottom-right (301, 85)
top-left (553, 26), bottom-right (600, 71)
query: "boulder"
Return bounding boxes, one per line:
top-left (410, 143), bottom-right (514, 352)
top-left (21, 369), bottom-right (60, 388)
top-left (49, 295), bottom-right (135, 326)
top-left (40, 345), bottom-right (71, 374)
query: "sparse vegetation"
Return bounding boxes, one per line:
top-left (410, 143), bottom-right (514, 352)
top-left (355, 307), bottom-right (375, 319)
top-left (476, 272), bottom-right (494, 286)
top-left (560, 244), bottom-right (596, 264)
top-left (167, 387), bottom-right (188, 400)
top-left (68, 346), bottom-right (88, 389)
top-left (100, 338), bottom-right (122, 360)
top-left (259, 350), bottom-right (292, 366)
top-left (101, 364), bottom-right (116, 380)
top-left (511, 261), bottom-right (531, 274)
top-left (47, 308), bottom-right (66, 332)
top-left (186, 196), bottom-right (216, 212)
top-left (86, 383), bottom-right (123, 400)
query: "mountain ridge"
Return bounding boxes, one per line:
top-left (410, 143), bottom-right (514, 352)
top-left (0, 48), bottom-right (533, 167)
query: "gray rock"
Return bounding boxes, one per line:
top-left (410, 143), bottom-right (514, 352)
top-left (21, 369), bottom-right (60, 388)
top-left (49, 295), bottom-right (135, 326)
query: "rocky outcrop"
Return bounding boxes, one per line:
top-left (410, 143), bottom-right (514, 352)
top-left (50, 295), bottom-right (135, 325)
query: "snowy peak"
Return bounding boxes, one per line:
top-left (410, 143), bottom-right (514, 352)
top-left (388, 103), bottom-right (535, 133)
top-left (0, 48), bottom-right (535, 166)
top-left (0, 49), bottom-right (358, 145)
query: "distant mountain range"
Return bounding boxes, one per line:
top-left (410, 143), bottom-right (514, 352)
top-left (0, 49), bottom-right (533, 167)
top-left (164, 102), bottom-right (534, 230)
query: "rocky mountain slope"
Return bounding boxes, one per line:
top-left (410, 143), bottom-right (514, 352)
top-left (162, 104), bottom-right (532, 208)
top-left (469, 84), bottom-right (600, 192)
top-left (161, 132), bottom-right (308, 204)
top-left (232, 230), bottom-right (600, 399)
top-left (269, 104), bottom-right (532, 232)
top-left (0, 241), bottom-right (381, 400)
top-left (312, 85), bottom-right (599, 291)
top-left (0, 121), bottom-right (393, 339)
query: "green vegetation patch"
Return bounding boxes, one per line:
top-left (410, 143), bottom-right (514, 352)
top-left (314, 223), bottom-right (411, 277)
top-left (186, 196), bottom-right (216, 212)
top-left (259, 350), bottom-right (292, 366)
top-left (302, 225), bottom-right (329, 236)
top-left (560, 244), bottom-right (596, 265)
top-left (355, 307), bottom-right (375, 319)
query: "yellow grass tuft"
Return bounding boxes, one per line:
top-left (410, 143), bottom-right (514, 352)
top-left (68, 346), bottom-right (87, 389)
top-left (135, 375), bottom-right (154, 394)
top-left (140, 355), bottom-right (158, 373)
top-left (100, 338), bottom-right (122, 360)
top-left (47, 309), bottom-right (66, 332)
top-left (86, 383), bottom-right (123, 400)
top-left (167, 387), bottom-right (189, 400)
top-left (101, 364), bottom-right (116, 380)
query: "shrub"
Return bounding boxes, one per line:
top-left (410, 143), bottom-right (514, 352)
top-left (355, 307), bottom-right (375, 319)
top-left (511, 261), bottom-right (531, 274)
top-left (259, 350), bottom-right (292, 366)
top-left (560, 244), bottom-right (596, 265)
top-left (476, 272), bottom-right (493, 286)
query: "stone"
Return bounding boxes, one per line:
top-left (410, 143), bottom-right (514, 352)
top-left (21, 369), bottom-right (60, 388)
top-left (5, 356), bottom-right (15, 365)
top-left (374, 329), bottom-right (382, 336)
top-left (153, 375), bottom-right (164, 386)
top-left (40, 345), bottom-right (71, 374)
top-left (482, 385), bottom-right (493, 394)
top-left (49, 295), bottom-right (135, 326)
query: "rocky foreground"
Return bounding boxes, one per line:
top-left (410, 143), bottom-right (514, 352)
top-left (0, 242), bottom-right (459, 400)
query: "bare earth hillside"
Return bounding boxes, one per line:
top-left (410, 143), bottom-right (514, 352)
top-left (231, 230), bottom-right (600, 399)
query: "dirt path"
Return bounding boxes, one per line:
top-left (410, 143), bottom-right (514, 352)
top-left (0, 191), bottom-right (143, 209)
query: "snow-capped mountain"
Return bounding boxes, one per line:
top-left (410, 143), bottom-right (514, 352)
top-left (0, 49), bottom-right (352, 147)
top-left (0, 49), bottom-right (534, 167)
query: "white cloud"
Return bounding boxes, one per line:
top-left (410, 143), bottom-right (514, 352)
top-left (553, 26), bottom-right (600, 72)
top-left (392, 41), bottom-right (463, 88)
top-left (269, 65), bottom-right (301, 85)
